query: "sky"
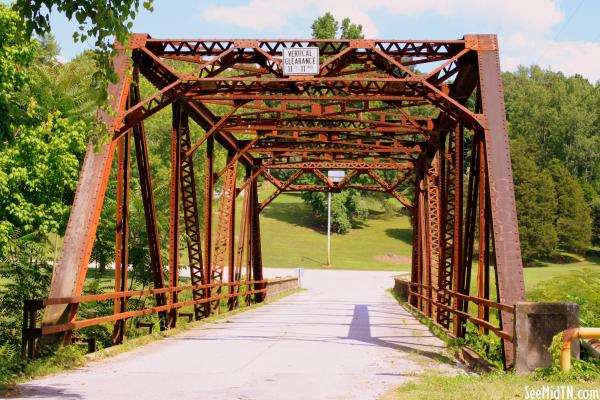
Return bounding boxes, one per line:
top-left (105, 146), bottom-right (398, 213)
top-left (49, 0), bottom-right (600, 82)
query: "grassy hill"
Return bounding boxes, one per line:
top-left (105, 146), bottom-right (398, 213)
top-left (257, 192), bottom-right (600, 291)
top-left (258, 192), bottom-right (411, 270)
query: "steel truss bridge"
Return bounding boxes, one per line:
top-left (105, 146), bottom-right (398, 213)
top-left (22, 34), bottom-right (525, 369)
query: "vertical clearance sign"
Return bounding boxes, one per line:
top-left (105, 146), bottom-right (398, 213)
top-left (282, 47), bottom-right (320, 76)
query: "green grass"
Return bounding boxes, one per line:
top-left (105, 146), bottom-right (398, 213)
top-left (522, 253), bottom-right (600, 288)
top-left (258, 192), bottom-right (412, 270)
top-left (383, 372), bottom-right (600, 400)
top-left (255, 192), bottom-right (600, 289)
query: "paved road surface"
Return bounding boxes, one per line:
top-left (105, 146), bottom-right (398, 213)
top-left (13, 269), bottom-right (462, 400)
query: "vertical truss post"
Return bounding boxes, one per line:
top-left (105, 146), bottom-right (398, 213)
top-left (232, 167), bottom-right (251, 309)
top-left (410, 171), bottom-right (420, 309)
top-left (42, 48), bottom-right (131, 343)
top-left (452, 125), bottom-right (464, 336)
top-left (417, 172), bottom-right (428, 313)
top-left (243, 165), bottom-right (253, 306)
top-left (227, 152), bottom-right (237, 311)
top-left (473, 34), bottom-right (526, 368)
top-left (212, 151), bottom-right (237, 314)
top-left (203, 135), bottom-right (214, 318)
top-left (477, 135), bottom-right (490, 334)
top-left (425, 155), bottom-right (441, 319)
top-left (112, 129), bottom-right (130, 345)
top-left (169, 100), bottom-right (182, 328)
top-left (459, 137), bottom-right (480, 337)
top-left (437, 127), bottom-right (462, 329)
top-left (179, 110), bottom-right (206, 320)
top-left (250, 168), bottom-right (264, 302)
top-left (484, 178), bottom-right (492, 327)
top-left (130, 73), bottom-right (167, 328)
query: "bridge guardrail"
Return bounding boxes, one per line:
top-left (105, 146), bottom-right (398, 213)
top-left (402, 280), bottom-right (515, 342)
top-left (22, 279), bottom-right (266, 359)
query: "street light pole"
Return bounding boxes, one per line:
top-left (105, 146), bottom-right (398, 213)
top-left (327, 191), bottom-right (331, 266)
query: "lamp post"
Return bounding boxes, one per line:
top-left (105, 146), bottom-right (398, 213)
top-left (326, 170), bottom-right (345, 267)
top-left (327, 191), bottom-right (332, 266)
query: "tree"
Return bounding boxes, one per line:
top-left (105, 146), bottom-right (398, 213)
top-left (0, 112), bottom-right (88, 257)
top-left (311, 12), bottom-right (364, 40)
top-left (504, 66), bottom-right (598, 257)
top-left (511, 138), bottom-right (558, 261)
top-left (0, 232), bottom-right (51, 347)
top-left (0, 4), bottom-right (37, 142)
top-left (28, 50), bottom-right (99, 120)
top-left (303, 14), bottom-right (368, 233)
top-left (340, 17), bottom-right (364, 40)
top-left (12, 0), bottom-right (155, 100)
top-left (301, 189), bottom-right (368, 234)
top-left (591, 197), bottom-right (600, 246)
top-left (504, 66), bottom-right (600, 182)
top-left (548, 161), bottom-right (592, 254)
top-left (311, 12), bottom-right (338, 39)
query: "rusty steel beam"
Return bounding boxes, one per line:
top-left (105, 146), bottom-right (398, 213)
top-left (211, 152), bottom-right (238, 313)
top-left (249, 173), bottom-right (264, 302)
top-left (168, 101), bottom-right (183, 328)
top-left (42, 47), bottom-right (131, 343)
top-left (130, 71), bottom-right (168, 326)
top-left (112, 129), bottom-right (130, 345)
top-left (259, 170), bottom-right (304, 211)
top-left (474, 34), bottom-right (525, 368)
top-left (267, 161), bottom-right (413, 170)
top-left (179, 111), bottom-right (206, 320)
top-left (203, 135), bottom-right (215, 318)
top-left (145, 38), bottom-right (466, 60)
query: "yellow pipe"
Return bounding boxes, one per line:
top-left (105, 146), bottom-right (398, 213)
top-left (560, 327), bottom-right (600, 371)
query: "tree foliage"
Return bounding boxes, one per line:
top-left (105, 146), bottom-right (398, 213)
top-left (511, 138), bottom-right (559, 260)
top-left (504, 66), bottom-right (600, 181)
top-left (0, 4), bottom-right (37, 141)
top-left (11, 0), bottom-right (154, 100)
top-left (311, 12), bottom-right (364, 40)
top-left (548, 161), bottom-right (592, 254)
top-left (301, 190), bottom-right (368, 234)
top-left (505, 66), bottom-right (599, 258)
top-left (0, 112), bottom-right (88, 256)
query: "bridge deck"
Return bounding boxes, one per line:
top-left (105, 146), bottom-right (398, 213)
top-left (15, 269), bottom-right (462, 400)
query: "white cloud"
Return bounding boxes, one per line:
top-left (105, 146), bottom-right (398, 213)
top-left (199, 0), bottom-right (563, 36)
top-left (502, 34), bottom-right (600, 81)
top-left (198, 0), bottom-right (600, 81)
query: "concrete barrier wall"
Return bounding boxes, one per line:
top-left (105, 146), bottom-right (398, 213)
top-left (264, 276), bottom-right (299, 301)
top-left (392, 276), bottom-right (410, 302)
top-left (514, 302), bottom-right (579, 373)
top-left (391, 277), bottom-right (582, 373)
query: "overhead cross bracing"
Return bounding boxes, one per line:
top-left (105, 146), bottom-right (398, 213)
top-left (24, 34), bottom-right (525, 370)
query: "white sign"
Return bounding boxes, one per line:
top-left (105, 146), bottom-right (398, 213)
top-left (327, 170), bottom-right (346, 183)
top-left (283, 47), bottom-right (319, 76)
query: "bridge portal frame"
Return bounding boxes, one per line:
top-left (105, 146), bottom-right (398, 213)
top-left (32, 34), bottom-right (524, 368)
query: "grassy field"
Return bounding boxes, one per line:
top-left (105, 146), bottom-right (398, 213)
top-left (257, 192), bottom-right (600, 291)
top-left (258, 192), bottom-right (412, 270)
top-left (383, 372), bottom-right (600, 400)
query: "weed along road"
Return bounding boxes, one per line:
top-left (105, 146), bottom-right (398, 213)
top-left (14, 269), bottom-right (462, 400)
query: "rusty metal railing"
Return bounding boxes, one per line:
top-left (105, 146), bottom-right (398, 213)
top-left (22, 279), bottom-right (266, 359)
top-left (406, 281), bottom-right (514, 342)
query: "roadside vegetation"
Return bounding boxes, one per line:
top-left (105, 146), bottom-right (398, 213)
top-left (389, 271), bottom-right (600, 399)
